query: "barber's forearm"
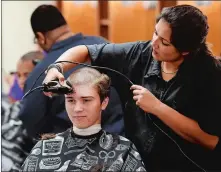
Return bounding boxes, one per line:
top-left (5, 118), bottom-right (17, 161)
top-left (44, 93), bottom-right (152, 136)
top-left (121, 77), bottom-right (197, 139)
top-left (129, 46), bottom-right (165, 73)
top-left (55, 45), bottom-right (91, 72)
top-left (153, 103), bottom-right (219, 150)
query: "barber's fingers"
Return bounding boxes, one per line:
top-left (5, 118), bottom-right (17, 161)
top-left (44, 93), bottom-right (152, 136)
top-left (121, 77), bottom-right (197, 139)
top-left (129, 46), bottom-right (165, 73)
top-left (133, 95), bottom-right (140, 101)
top-left (43, 68), bottom-right (65, 85)
top-left (43, 68), bottom-right (66, 97)
top-left (130, 84), bottom-right (143, 90)
top-left (42, 91), bottom-right (52, 98)
top-left (131, 85), bottom-right (147, 96)
top-left (57, 72), bottom-right (65, 85)
top-left (132, 89), bottom-right (142, 95)
top-left (133, 95), bottom-right (142, 106)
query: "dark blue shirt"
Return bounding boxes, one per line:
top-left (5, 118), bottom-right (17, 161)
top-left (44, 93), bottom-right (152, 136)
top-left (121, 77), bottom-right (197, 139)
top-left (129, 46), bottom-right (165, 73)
top-left (19, 33), bottom-right (124, 138)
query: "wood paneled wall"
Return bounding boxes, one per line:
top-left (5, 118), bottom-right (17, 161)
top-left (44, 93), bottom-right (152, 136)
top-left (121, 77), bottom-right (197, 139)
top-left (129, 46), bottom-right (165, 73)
top-left (59, 1), bottom-right (221, 56)
top-left (60, 1), bottom-right (99, 36)
top-left (109, 1), bottom-right (156, 43)
top-left (156, 1), bottom-right (177, 14)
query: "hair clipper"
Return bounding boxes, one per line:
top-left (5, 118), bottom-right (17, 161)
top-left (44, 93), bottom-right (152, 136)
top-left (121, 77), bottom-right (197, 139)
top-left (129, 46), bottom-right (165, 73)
top-left (43, 79), bottom-right (73, 94)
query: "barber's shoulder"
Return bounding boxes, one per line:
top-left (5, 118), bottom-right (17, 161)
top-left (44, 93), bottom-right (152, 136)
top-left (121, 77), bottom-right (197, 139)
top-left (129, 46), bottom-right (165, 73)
top-left (124, 40), bottom-right (152, 52)
top-left (139, 40), bottom-right (152, 50)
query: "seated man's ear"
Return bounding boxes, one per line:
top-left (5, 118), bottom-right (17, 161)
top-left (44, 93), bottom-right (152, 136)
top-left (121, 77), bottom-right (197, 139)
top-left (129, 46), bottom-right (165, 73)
top-left (101, 97), bottom-right (109, 110)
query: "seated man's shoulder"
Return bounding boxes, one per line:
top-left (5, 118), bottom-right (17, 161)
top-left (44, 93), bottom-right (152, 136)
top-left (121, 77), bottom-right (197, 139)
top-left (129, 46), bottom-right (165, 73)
top-left (28, 129), bottom-right (71, 158)
top-left (116, 135), bottom-right (139, 150)
top-left (40, 128), bottom-right (71, 141)
top-left (56, 128), bottom-right (71, 136)
top-left (117, 135), bottom-right (131, 143)
top-left (104, 131), bottom-right (132, 148)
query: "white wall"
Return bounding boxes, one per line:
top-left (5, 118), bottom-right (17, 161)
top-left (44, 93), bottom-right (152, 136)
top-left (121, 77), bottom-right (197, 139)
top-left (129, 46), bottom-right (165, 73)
top-left (2, 1), bottom-right (56, 73)
top-left (2, 1), bottom-right (56, 92)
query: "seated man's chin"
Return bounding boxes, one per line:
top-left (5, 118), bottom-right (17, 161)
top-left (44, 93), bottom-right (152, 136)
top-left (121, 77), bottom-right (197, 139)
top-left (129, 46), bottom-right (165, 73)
top-left (74, 123), bottom-right (88, 129)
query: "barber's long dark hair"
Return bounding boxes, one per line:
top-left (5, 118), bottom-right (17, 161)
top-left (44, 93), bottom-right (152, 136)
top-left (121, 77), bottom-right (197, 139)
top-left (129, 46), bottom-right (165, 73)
top-left (156, 5), bottom-right (221, 85)
top-left (156, 5), bottom-right (212, 59)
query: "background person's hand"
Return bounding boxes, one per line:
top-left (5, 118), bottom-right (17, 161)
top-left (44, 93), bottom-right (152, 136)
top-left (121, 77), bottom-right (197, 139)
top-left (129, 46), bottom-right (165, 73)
top-left (43, 68), bottom-right (65, 97)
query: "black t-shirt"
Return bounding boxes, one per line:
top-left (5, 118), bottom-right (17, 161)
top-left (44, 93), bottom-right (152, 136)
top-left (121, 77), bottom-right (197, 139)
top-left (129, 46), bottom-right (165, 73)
top-left (85, 41), bottom-right (221, 171)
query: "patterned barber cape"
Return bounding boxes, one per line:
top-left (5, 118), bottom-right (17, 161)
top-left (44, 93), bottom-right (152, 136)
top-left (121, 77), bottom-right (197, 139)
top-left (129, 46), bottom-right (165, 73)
top-left (1, 97), bottom-right (34, 172)
top-left (21, 128), bottom-right (146, 171)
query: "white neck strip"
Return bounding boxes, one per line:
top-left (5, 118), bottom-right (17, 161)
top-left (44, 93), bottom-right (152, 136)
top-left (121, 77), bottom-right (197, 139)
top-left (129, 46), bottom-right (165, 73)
top-left (73, 124), bottom-right (101, 136)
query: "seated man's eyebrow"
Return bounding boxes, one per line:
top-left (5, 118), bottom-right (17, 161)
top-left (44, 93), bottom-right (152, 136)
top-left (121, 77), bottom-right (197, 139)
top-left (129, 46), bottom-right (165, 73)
top-left (65, 96), bottom-right (73, 99)
top-left (81, 96), bottom-right (94, 99)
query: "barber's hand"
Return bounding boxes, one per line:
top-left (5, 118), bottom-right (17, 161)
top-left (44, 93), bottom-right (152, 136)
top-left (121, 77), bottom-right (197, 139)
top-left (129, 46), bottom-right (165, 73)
top-left (43, 68), bottom-right (65, 97)
top-left (130, 85), bottom-right (161, 114)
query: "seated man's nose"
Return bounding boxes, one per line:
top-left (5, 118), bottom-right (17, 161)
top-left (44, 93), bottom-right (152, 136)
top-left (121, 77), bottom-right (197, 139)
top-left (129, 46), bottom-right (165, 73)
top-left (74, 103), bottom-right (83, 112)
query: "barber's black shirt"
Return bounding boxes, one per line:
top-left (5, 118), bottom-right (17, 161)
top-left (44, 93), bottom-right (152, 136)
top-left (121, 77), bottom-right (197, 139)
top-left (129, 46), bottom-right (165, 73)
top-left (86, 41), bottom-right (221, 171)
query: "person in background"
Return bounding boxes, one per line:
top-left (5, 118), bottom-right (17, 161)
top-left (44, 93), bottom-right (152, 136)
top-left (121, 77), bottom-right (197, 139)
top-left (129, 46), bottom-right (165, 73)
top-left (8, 51), bottom-right (44, 102)
top-left (7, 75), bottom-right (23, 103)
top-left (21, 67), bottom-right (146, 172)
top-left (1, 51), bottom-right (44, 172)
top-left (1, 95), bottom-right (31, 172)
top-left (19, 4), bottom-right (124, 138)
top-left (43, 5), bottom-right (221, 171)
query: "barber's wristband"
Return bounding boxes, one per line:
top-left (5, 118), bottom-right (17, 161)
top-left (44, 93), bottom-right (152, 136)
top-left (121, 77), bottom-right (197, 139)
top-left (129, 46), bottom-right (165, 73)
top-left (46, 64), bottom-right (63, 74)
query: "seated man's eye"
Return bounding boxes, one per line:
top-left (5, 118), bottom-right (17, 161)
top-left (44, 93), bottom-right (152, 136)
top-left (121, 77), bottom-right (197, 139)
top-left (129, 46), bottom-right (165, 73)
top-left (83, 99), bottom-right (91, 103)
top-left (66, 99), bottom-right (75, 103)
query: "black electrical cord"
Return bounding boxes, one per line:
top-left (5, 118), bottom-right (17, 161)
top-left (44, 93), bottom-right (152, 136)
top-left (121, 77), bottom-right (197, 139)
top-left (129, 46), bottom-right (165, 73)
top-left (54, 61), bottom-right (134, 85)
top-left (22, 61), bottom-right (134, 100)
top-left (22, 67), bottom-right (49, 100)
top-left (22, 86), bottom-right (45, 99)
